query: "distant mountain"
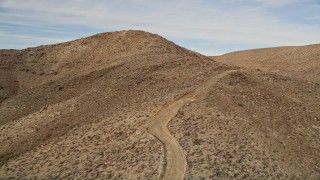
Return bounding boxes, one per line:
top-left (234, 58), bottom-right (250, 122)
top-left (213, 44), bottom-right (320, 83)
top-left (0, 31), bottom-right (319, 179)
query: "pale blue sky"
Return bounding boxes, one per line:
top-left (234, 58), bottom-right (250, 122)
top-left (0, 0), bottom-right (319, 55)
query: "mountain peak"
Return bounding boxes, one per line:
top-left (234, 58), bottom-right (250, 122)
top-left (0, 30), bottom-right (207, 92)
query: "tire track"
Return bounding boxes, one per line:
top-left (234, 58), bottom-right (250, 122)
top-left (148, 70), bottom-right (237, 180)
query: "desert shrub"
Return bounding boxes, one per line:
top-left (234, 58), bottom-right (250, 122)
top-left (193, 138), bottom-right (203, 145)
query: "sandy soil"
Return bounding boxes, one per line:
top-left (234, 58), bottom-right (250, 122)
top-left (169, 70), bottom-right (320, 179)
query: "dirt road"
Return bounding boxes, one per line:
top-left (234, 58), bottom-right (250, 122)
top-left (148, 70), bottom-right (236, 180)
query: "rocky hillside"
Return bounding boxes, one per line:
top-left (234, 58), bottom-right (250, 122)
top-left (214, 44), bottom-right (320, 83)
top-left (0, 30), bottom-right (319, 179)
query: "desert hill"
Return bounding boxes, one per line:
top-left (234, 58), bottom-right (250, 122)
top-left (213, 44), bottom-right (320, 83)
top-left (0, 30), bottom-right (319, 179)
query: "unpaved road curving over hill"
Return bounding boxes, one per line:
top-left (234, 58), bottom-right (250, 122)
top-left (148, 70), bottom-right (237, 180)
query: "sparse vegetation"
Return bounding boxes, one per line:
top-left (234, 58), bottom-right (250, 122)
top-left (192, 138), bottom-right (203, 145)
top-left (0, 30), bottom-right (319, 179)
